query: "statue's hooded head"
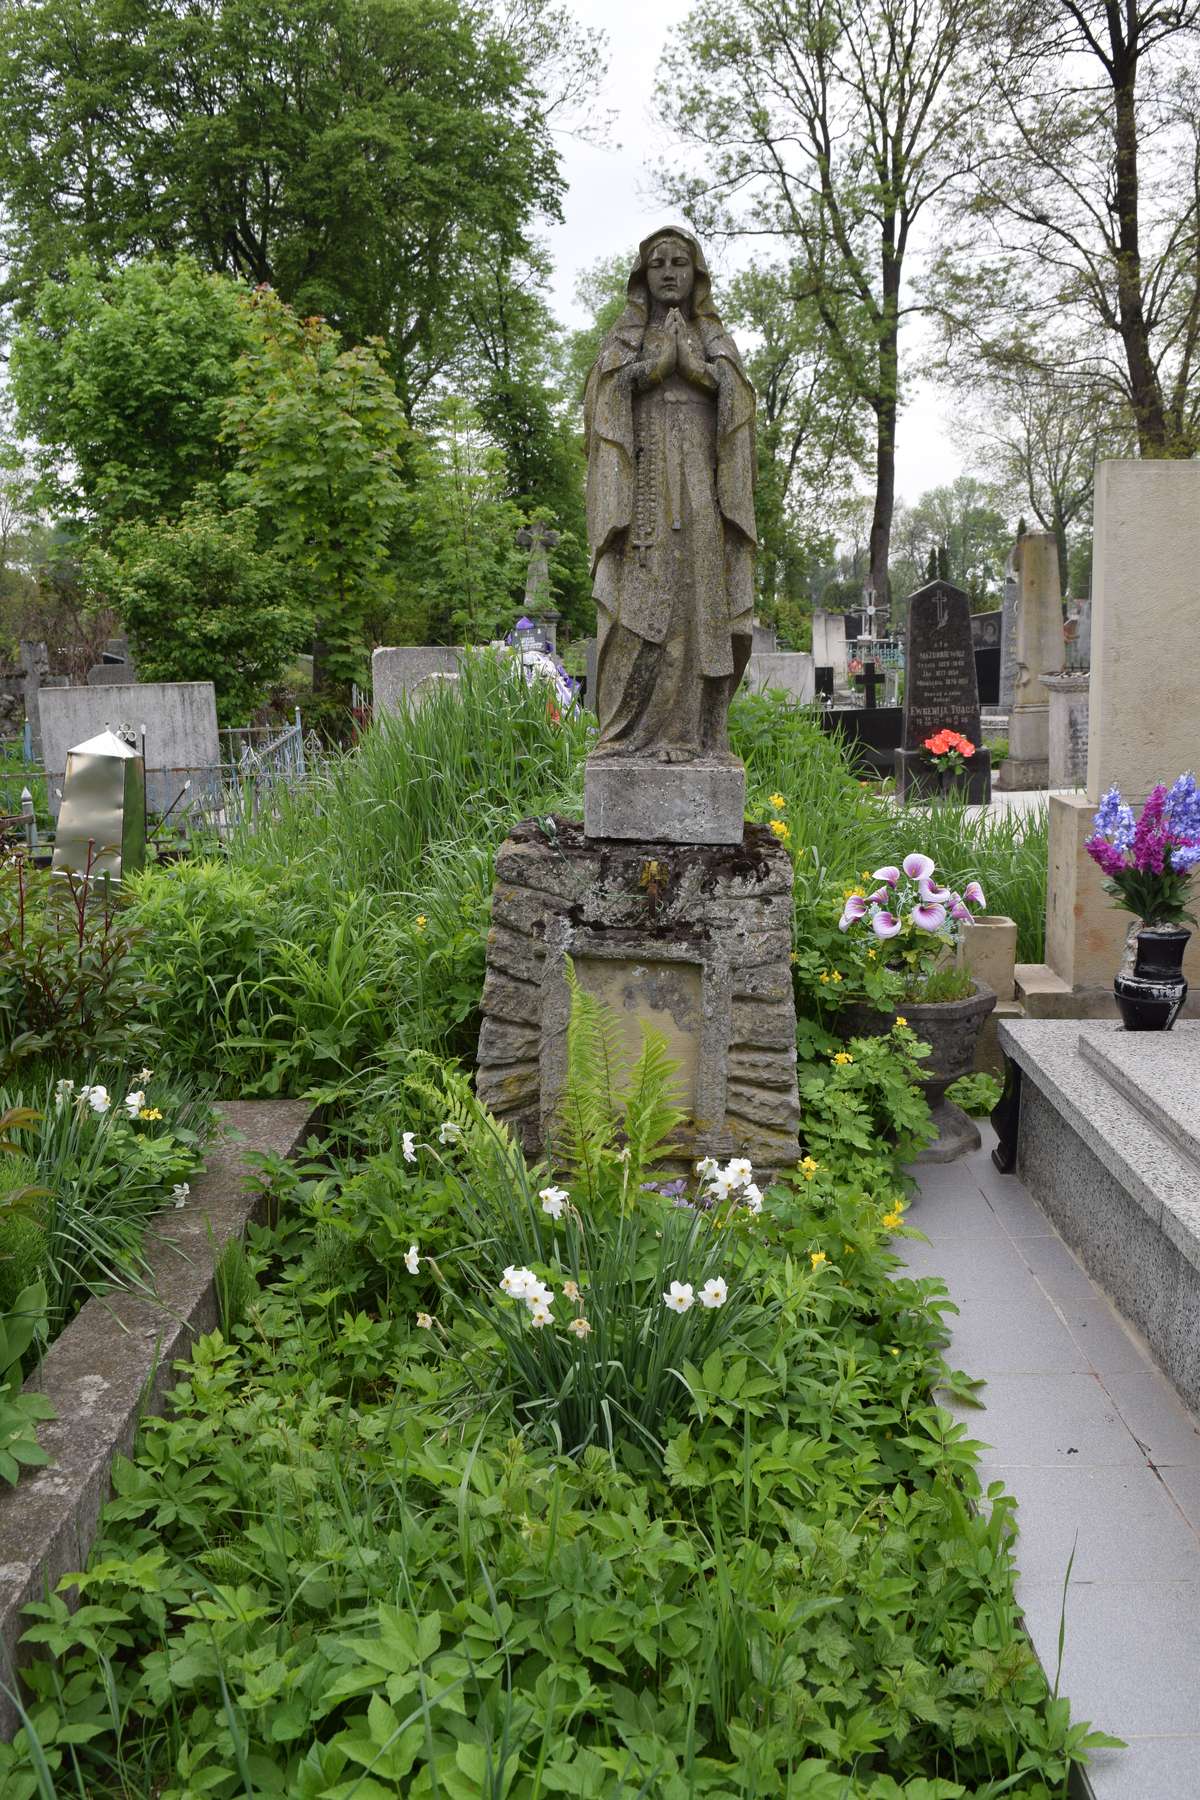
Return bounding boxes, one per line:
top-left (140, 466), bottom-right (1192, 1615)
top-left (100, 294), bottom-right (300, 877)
top-left (609, 226), bottom-right (726, 348)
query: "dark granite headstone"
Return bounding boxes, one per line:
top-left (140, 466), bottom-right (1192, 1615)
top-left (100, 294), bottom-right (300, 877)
top-left (863, 660), bottom-right (880, 709)
top-left (815, 665), bottom-right (834, 702)
top-left (895, 579), bottom-right (990, 802)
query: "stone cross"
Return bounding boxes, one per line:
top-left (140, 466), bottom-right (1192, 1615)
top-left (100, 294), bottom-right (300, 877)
top-left (515, 522), bottom-right (560, 617)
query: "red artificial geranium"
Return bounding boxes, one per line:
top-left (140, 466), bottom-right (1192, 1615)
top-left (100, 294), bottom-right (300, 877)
top-left (922, 728), bottom-right (976, 776)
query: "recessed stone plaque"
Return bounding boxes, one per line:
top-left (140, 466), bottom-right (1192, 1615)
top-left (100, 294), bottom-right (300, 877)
top-left (572, 955), bottom-right (702, 1116)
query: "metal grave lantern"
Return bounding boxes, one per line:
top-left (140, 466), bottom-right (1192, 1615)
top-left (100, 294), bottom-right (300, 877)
top-left (51, 728), bottom-right (146, 881)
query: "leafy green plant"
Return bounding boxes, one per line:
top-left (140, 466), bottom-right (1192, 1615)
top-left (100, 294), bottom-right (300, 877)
top-left (0, 858), bottom-right (161, 1083)
top-left (0, 1279), bottom-right (54, 1485)
top-left (946, 1071), bottom-right (1003, 1116)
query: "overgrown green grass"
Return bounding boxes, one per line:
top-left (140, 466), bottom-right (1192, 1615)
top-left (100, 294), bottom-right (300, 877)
top-left (127, 675), bottom-right (1047, 1100)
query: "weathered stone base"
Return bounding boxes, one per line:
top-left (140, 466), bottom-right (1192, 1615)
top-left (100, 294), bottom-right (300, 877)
top-left (476, 819), bottom-right (800, 1166)
top-left (583, 755), bottom-right (745, 844)
top-left (894, 746), bottom-right (991, 804)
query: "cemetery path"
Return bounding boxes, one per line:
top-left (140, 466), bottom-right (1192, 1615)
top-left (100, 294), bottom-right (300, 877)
top-left (901, 1127), bottom-right (1200, 1800)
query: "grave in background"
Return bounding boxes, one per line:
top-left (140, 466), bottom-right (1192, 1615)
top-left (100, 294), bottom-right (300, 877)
top-left (893, 578), bottom-right (991, 803)
top-left (39, 682), bottom-right (221, 818)
top-left (995, 531), bottom-right (1061, 790)
top-left (1017, 459), bottom-right (1200, 1015)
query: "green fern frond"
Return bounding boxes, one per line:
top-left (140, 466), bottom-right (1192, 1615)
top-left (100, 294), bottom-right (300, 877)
top-left (621, 1024), bottom-right (687, 1176)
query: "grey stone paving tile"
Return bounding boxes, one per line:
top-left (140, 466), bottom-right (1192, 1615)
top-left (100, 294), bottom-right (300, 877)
top-left (977, 1167), bottom-right (1058, 1236)
top-left (1159, 1465), bottom-right (1200, 1535)
top-left (1084, 1738), bottom-right (1200, 1800)
top-left (1056, 1297), bottom-right (1153, 1377)
top-left (944, 1372), bottom-right (1146, 1469)
top-left (904, 1181), bottom-right (1010, 1242)
top-left (999, 1464), bottom-right (1200, 1585)
top-left (1017, 1580), bottom-right (1200, 1739)
top-left (1016, 1234), bottom-right (1113, 1300)
top-left (891, 1233), bottom-right (1043, 1303)
top-left (945, 1293), bottom-right (1092, 1375)
top-left (1104, 1369), bottom-right (1200, 1466)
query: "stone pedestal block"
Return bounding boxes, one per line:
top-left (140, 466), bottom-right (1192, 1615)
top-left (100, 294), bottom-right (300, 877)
top-left (993, 700), bottom-right (1049, 790)
top-left (476, 819), bottom-right (800, 1167)
top-left (583, 756), bottom-right (746, 845)
top-left (1042, 671), bottom-right (1089, 788)
top-left (957, 913), bottom-right (1018, 1001)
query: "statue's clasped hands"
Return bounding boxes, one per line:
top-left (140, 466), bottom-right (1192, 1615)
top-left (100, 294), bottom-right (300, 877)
top-left (648, 308), bottom-right (710, 386)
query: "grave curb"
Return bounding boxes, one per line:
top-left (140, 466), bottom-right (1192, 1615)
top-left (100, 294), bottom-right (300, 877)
top-left (0, 1098), bottom-right (316, 1739)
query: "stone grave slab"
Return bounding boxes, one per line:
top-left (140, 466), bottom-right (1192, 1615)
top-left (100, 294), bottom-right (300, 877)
top-left (894, 578), bottom-right (990, 802)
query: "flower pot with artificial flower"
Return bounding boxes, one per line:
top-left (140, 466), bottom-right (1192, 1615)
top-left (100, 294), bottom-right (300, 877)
top-left (1086, 774), bottom-right (1200, 1030)
top-left (836, 852), bottom-right (996, 1160)
top-left (922, 728), bottom-right (978, 796)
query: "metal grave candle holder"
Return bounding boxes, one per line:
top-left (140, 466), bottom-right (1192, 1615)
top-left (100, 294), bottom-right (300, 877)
top-left (51, 729), bottom-right (147, 881)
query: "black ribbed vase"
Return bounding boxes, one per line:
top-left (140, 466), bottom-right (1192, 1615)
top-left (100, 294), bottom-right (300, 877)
top-left (1114, 925), bottom-right (1190, 1031)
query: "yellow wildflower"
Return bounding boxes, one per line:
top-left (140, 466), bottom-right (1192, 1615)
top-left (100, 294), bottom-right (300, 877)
top-left (138, 1107), bottom-right (163, 1121)
top-left (894, 1015), bottom-right (907, 1028)
top-left (415, 914), bottom-right (427, 931)
top-left (800, 1155), bottom-right (819, 1180)
top-left (819, 971), bottom-right (830, 984)
top-left (882, 1209), bottom-right (903, 1231)
top-left (769, 819), bottom-right (791, 842)
top-left (889, 1346), bottom-right (900, 1356)
top-left (832, 1052), bottom-right (853, 1066)
top-left (769, 792), bottom-right (786, 810)
top-left (867, 949), bottom-right (876, 959)
top-left (789, 951), bottom-right (798, 964)
top-left (831, 970), bottom-right (842, 983)
top-left (810, 1251), bottom-right (827, 1270)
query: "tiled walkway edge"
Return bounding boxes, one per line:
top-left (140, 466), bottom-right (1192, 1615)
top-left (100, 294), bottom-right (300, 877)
top-left (902, 1130), bottom-right (1200, 1800)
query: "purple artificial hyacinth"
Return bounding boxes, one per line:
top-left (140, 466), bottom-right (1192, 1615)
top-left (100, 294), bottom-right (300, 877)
top-left (1131, 785), bottom-right (1169, 874)
top-left (1086, 834), bottom-right (1129, 878)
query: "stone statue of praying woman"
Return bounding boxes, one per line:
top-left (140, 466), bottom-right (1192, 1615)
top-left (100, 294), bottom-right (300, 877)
top-left (583, 227), bottom-right (757, 763)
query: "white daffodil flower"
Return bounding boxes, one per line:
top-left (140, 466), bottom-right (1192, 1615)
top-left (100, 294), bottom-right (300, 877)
top-left (79, 1085), bottom-right (109, 1114)
top-left (404, 1243), bottom-right (420, 1275)
top-left (539, 1185), bottom-right (569, 1220)
top-left (699, 1277), bottom-right (728, 1309)
top-left (742, 1183), bottom-right (763, 1214)
top-left (528, 1303), bottom-right (552, 1328)
top-left (708, 1171), bottom-right (739, 1202)
top-left (663, 1281), bottom-right (694, 1313)
top-left (124, 1090), bottom-right (146, 1119)
top-left (725, 1158), bottom-right (753, 1186)
top-left (437, 1121), bottom-right (461, 1145)
top-left (500, 1266), bottom-right (537, 1299)
top-left (695, 1156), bottom-right (719, 1179)
top-left (172, 1183), bottom-right (190, 1208)
top-left (401, 1131), bottom-right (417, 1163)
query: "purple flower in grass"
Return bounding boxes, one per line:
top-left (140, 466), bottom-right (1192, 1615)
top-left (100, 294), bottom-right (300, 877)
top-left (911, 902), bottom-right (947, 932)
top-left (872, 910), bottom-right (902, 939)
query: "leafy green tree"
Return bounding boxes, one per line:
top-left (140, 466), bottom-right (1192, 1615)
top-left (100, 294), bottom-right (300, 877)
top-left (659, 0), bottom-right (993, 622)
top-left (223, 291), bottom-right (410, 694)
top-left (391, 398), bottom-right (525, 645)
top-left (889, 477), bottom-right (1010, 611)
top-left (930, 0), bottom-right (1200, 457)
top-left (84, 501), bottom-right (305, 724)
top-left (9, 257), bottom-right (251, 529)
top-left (0, 0), bottom-right (570, 410)
top-left (724, 263), bottom-right (864, 640)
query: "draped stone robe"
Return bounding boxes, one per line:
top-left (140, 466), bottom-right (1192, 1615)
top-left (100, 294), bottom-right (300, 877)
top-left (584, 310), bottom-right (757, 759)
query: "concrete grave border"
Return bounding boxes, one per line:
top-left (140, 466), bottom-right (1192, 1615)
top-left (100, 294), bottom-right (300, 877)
top-left (0, 1099), bottom-right (315, 1737)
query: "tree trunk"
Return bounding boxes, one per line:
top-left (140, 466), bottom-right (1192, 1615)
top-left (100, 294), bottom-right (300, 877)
top-left (1112, 58), bottom-right (1172, 453)
top-left (869, 285), bottom-right (900, 628)
top-left (1052, 508), bottom-right (1069, 596)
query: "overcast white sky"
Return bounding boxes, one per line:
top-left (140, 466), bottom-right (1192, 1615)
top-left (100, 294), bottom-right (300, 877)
top-left (542, 0), bottom-right (964, 507)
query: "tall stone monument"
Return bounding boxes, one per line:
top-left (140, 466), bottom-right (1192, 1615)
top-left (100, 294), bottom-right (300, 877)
top-left (477, 226), bottom-right (800, 1166)
top-left (1017, 460), bottom-right (1200, 1014)
top-left (998, 546), bottom-right (1019, 713)
top-left (893, 579), bottom-right (991, 803)
top-left (994, 531), bottom-right (1062, 790)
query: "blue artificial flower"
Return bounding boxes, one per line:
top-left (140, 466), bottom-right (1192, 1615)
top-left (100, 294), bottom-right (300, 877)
top-left (1093, 785), bottom-right (1135, 850)
top-left (1165, 773), bottom-right (1200, 842)
top-left (1171, 843), bottom-right (1200, 873)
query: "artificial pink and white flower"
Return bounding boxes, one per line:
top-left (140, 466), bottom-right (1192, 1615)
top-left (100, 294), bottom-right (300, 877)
top-left (902, 852), bottom-right (936, 882)
top-left (911, 901), bottom-right (947, 932)
top-left (872, 865), bottom-right (901, 886)
top-left (871, 910), bottom-right (903, 939)
top-left (962, 880), bottom-right (986, 907)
